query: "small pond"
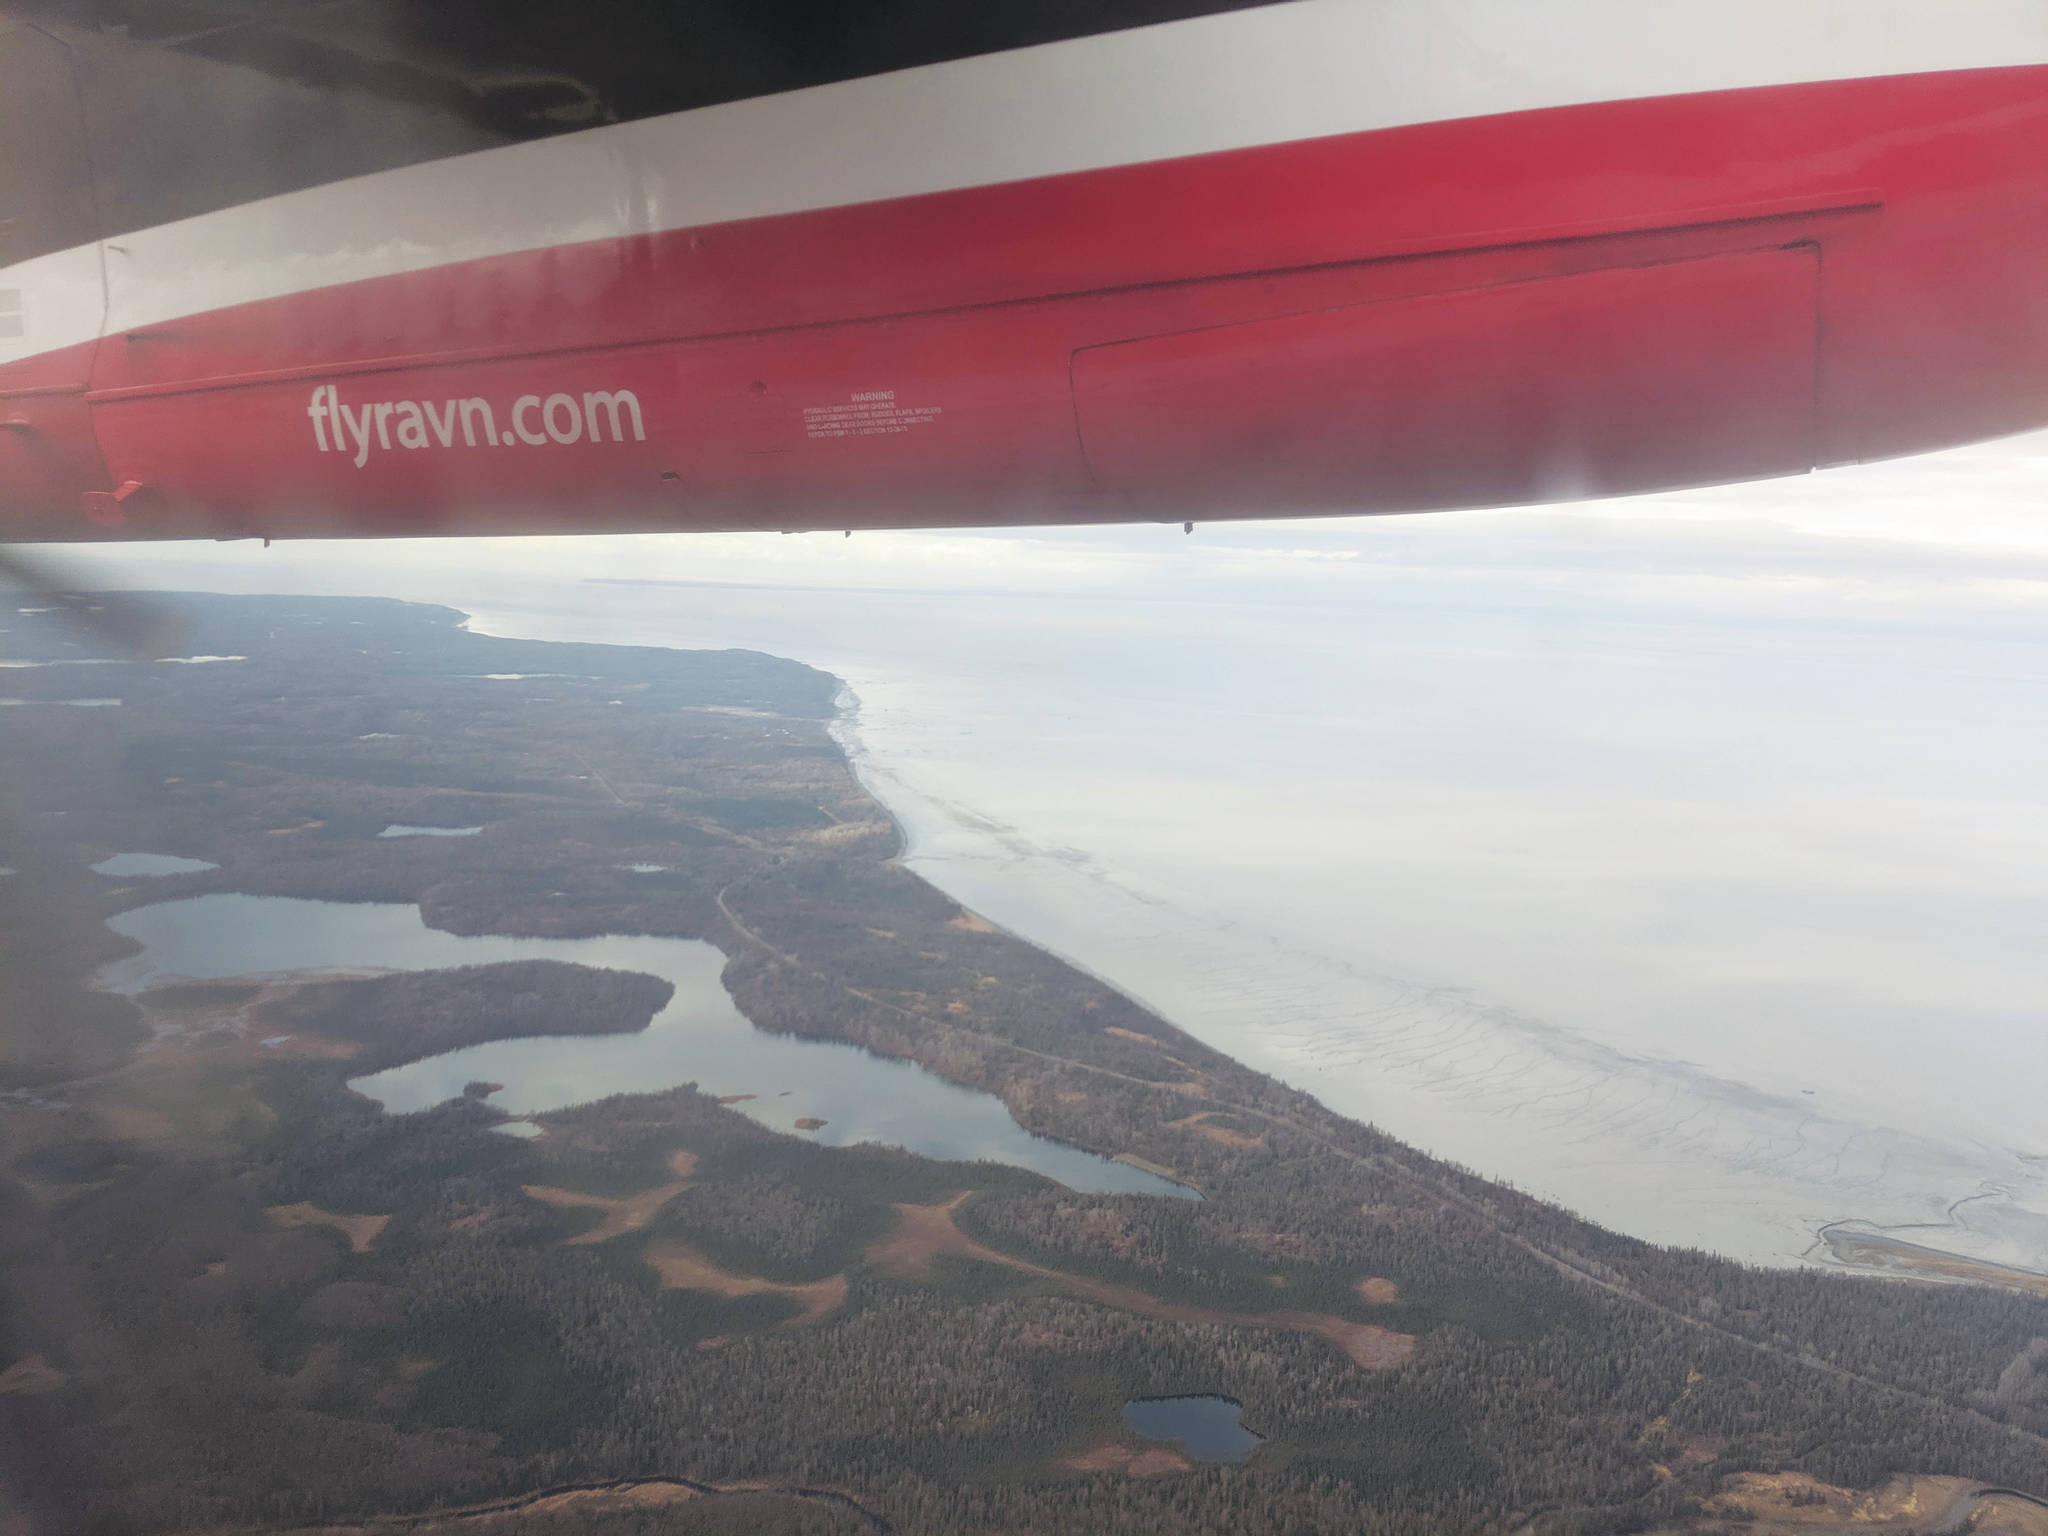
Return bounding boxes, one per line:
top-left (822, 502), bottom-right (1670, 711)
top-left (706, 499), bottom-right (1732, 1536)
top-left (1121, 1397), bottom-right (1262, 1463)
top-left (92, 853), bottom-right (220, 877)
top-left (377, 824), bottom-right (484, 839)
top-left (0, 656), bottom-right (241, 667)
top-left (97, 894), bottom-right (1193, 1199)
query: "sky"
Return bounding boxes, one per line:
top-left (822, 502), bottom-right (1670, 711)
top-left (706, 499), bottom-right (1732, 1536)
top-left (31, 423), bottom-right (2048, 618)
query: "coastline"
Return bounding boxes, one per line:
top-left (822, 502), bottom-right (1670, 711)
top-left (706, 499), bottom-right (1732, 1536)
top-left (823, 674), bottom-right (2048, 1278)
top-left (448, 590), bottom-right (2048, 1278)
top-left (13, 548), bottom-right (2048, 1529)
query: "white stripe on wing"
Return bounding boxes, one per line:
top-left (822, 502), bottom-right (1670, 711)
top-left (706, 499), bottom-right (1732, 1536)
top-left (5, 0), bottom-right (2046, 368)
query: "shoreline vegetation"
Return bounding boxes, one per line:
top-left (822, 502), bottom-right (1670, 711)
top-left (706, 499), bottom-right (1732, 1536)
top-left (3, 592), bottom-right (2047, 1536)
top-left (1818, 1226), bottom-right (2048, 1299)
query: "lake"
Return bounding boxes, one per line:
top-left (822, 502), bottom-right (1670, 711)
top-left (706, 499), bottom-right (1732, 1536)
top-left (1122, 1397), bottom-right (1261, 1463)
top-left (96, 893), bottom-right (1193, 1199)
top-left (92, 853), bottom-right (219, 877)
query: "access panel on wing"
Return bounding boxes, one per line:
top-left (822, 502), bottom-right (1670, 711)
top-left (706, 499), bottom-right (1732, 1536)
top-left (1071, 247), bottom-right (1822, 516)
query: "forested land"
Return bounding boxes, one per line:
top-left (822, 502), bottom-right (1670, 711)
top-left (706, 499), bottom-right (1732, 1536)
top-left (2, 594), bottom-right (2045, 1536)
top-left (257, 962), bottom-right (674, 1074)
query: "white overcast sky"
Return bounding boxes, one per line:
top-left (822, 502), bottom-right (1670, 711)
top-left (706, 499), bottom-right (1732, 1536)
top-left (34, 426), bottom-right (2048, 606)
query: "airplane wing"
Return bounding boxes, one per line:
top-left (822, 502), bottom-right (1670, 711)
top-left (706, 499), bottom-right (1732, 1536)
top-left (2, 0), bottom-right (2046, 541)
